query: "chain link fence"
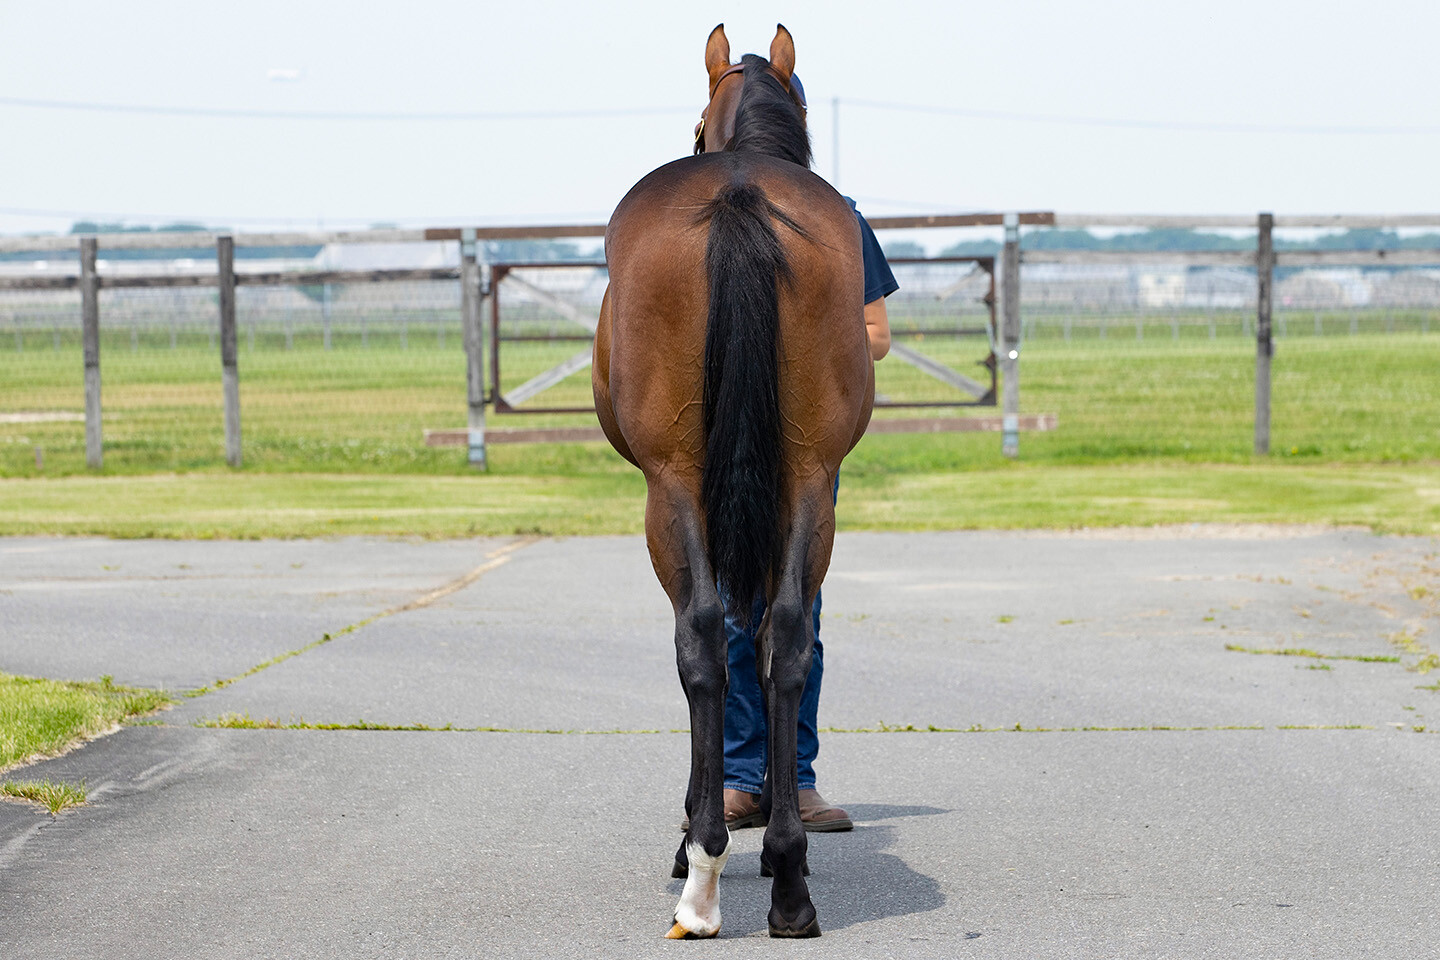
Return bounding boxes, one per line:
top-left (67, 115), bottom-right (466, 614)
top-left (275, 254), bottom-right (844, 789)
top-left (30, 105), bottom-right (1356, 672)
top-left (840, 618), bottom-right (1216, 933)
top-left (1012, 247), bottom-right (1440, 462)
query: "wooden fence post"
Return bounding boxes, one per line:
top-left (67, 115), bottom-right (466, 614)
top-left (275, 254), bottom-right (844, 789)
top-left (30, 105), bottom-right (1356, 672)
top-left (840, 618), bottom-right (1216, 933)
top-left (218, 236), bottom-right (242, 467)
top-left (1000, 212), bottom-right (1021, 458)
top-left (460, 228), bottom-right (487, 470)
top-left (1254, 212), bottom-right (1274, 455)
top-left (80, 237), bottom-right (102, 469)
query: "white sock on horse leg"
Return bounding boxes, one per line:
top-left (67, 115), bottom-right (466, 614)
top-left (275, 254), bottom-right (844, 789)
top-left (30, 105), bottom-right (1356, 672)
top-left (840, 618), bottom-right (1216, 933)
top-left (670, 837), bottom-right (732, 937)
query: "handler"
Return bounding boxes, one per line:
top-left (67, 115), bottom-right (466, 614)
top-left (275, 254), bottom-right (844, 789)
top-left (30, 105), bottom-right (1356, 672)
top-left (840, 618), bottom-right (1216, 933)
top-left (711, 77), bottom-right (897, 832)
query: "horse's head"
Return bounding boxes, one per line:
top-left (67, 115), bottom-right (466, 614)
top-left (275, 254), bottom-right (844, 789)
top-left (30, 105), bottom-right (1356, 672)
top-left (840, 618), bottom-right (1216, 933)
top-left (694, 23), bottom-right (806, 156)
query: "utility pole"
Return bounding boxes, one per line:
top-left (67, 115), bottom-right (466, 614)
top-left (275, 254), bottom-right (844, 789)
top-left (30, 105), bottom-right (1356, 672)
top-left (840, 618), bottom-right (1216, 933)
top-left (831, 96), bottom-right (840, 188)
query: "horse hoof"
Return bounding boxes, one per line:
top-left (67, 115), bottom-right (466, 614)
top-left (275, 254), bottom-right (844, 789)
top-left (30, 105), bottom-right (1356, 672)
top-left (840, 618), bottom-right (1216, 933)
top-left (666, 920), bottom-right (719, 939)
top-left (671, 859), bottom-right (688, 879)
top-left (768, 916), bottom-right (821, 938)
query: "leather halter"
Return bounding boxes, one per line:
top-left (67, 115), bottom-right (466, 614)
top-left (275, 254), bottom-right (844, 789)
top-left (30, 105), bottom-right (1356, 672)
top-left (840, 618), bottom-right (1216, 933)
top-left (693, 63), bottom-right (805, 155)
top-left (694, 64), bottom-right (746, 155)
top-left (707, 63), bottom-right (748, 99)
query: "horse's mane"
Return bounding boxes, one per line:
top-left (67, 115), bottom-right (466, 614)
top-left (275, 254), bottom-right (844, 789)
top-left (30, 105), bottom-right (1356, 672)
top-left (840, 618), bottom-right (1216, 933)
top-left (728, 54), bottom-right (811, 168)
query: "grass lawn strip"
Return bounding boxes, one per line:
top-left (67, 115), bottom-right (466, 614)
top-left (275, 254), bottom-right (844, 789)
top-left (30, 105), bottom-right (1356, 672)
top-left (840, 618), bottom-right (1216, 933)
top-left (0, 673), bottom-right (171, 773)
top-left (3, 332), bottom-right (1437, 476)
top-left (0, 462), bottom-right (1436, 538)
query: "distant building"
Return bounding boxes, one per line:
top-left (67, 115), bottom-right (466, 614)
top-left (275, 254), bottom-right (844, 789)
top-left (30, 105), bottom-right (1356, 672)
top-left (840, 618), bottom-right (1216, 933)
top-left (1277, 269), bottom-right (1371, 309)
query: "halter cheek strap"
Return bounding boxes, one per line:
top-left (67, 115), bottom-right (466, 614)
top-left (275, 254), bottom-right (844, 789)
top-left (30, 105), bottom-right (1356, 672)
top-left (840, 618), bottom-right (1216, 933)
top-left (695, 64), bottom-right (803, 155)
top-left (695, 64), bottom-right (747, 155)
top-left (708, 63), bottom-right (747, 98)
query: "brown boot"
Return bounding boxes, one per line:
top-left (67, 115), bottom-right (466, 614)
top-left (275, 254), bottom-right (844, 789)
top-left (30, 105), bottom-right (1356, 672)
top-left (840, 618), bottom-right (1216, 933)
top-left (679, 789), bottom-right (766, 832)
top-left (799, 788), bottom-right (853, 832)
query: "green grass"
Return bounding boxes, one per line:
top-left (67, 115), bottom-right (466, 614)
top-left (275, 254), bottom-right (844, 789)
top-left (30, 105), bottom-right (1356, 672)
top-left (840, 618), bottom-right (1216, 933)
top-left (0, 461), bottom-right (1436, 538)
top-left (0, 778), bottom-right (87, 814)
top-left (2, 330), bottom-right (1437, 477)
top-left (0, 673), bottom-right (171, 771)
top-left (1, 328), bottom-right (1437, 536)
top-left (0, 460), bottom-right (1436, 538)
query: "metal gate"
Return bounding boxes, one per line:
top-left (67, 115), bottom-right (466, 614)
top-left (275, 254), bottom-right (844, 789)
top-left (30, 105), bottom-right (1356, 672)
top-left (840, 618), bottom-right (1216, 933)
top-left (486, 255), bottom-right (998, 415)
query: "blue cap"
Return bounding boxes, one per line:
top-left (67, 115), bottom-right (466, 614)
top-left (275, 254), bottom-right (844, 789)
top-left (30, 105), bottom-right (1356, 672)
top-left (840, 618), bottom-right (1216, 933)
top-left (789, 72), bottom-right (807, 109)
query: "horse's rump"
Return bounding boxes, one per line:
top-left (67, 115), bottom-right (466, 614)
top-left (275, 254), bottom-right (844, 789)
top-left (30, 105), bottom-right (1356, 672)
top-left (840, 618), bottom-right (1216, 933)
top-left (600, 153), bottom-right (871, 601)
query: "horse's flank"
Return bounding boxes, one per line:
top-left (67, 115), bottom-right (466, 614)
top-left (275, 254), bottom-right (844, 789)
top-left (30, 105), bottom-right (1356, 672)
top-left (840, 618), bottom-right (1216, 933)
top-left (598, 149), bottom-right (871, 529)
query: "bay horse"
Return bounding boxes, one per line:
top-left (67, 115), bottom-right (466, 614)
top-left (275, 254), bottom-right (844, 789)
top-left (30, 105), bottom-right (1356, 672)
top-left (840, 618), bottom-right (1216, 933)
top-left (593, 24), bottom-right (873, 939)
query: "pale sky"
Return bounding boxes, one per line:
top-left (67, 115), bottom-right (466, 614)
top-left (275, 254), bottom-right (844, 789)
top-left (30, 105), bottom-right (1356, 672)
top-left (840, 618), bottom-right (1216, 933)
top-left (2, 0), bottom-right (1438, 239)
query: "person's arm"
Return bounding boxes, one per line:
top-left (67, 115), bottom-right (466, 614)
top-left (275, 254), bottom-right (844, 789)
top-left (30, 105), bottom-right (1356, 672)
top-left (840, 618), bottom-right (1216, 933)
top-left (864, 297), bottom-right (891, 361)
top-left (846, 198), bottom-right (897, 362)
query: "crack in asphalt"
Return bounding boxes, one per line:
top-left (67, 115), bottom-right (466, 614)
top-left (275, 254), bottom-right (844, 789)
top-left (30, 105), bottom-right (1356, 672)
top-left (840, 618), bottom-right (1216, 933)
top-left (170, 720), bottom-right (1422, 735)
top-left (180, 537), bottom-right (538, 700)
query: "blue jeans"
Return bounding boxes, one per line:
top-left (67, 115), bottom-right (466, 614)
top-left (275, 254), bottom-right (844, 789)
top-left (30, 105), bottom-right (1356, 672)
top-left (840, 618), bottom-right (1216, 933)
top-left (721, 473), bottom-right (837, 794)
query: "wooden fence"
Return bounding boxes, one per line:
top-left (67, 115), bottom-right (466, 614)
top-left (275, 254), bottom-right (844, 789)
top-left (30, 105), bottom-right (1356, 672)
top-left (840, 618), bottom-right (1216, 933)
top-left (2, 211), bottom-right (1438, 467)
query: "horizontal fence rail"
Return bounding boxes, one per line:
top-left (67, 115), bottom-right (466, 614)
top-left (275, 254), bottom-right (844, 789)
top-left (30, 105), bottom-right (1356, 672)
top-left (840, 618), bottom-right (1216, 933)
top-left (1051, 213), bottom-right (1440, 229)
top-left (0, 267), bottom-right (462, 291)
top-left (2, 212), bottom-right (1437, 474)
top-left (6, 211), bottom-right (1440, 254)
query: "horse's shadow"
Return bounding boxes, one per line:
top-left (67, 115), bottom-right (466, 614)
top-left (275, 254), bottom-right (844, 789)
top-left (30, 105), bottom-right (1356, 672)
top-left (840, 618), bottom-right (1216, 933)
top-left (668, 803), bottom-right (949, 937)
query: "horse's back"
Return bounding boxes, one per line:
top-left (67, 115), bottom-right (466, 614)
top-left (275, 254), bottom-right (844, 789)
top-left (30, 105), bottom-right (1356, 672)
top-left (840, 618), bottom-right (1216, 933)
top-left (600, 153), bottom-right (871, 477)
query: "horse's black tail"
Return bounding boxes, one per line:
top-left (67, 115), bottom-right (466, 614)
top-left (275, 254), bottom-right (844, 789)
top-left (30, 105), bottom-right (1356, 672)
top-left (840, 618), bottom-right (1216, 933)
top-left (699, 183), bottom-right (792, 622)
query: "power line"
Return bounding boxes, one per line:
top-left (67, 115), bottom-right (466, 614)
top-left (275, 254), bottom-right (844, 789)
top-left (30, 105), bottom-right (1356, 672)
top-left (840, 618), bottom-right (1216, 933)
top-left (0, 205), bottom-right (615, 228)
top-left (840, 98), bottom-right (1440, 136)
top-left (4, 92), bottom-right (1439, 135)
top-left (0, 96), bottom-right (694, 121)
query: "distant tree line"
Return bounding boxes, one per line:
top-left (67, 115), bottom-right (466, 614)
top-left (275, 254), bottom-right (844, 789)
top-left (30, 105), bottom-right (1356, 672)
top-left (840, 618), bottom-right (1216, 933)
top-left (5, 222), bottom-right (1433, 265)
top-left (0, 222), bottom-right (602, 263)
top-left (482, 239), bottom-right (603, 262)
top-left (902, 228), bottom-right (1440, 259)
top-left (0, 222), bottom-right (320, 261)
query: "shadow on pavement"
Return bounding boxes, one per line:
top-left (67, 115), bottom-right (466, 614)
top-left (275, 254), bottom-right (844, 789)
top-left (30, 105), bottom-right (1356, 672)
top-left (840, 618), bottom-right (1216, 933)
top-left (668, 803), bottom-right (949, 938)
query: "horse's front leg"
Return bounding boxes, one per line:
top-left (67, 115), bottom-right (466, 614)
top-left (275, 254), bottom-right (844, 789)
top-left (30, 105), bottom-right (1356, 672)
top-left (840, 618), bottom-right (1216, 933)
top-left (648, 485), bottom-right (731, 939)
top-left (758, 552), bottom-right (822, 937)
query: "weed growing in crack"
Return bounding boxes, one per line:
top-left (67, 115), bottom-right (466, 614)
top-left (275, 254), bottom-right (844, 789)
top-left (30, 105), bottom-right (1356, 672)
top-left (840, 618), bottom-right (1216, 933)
top-left (1225, 643), bottom-right (1399, 663)
top-left (1, 779), bottom-right (86, 814)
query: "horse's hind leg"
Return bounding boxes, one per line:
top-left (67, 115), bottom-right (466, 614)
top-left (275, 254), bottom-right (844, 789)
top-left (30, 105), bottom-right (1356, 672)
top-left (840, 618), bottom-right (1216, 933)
top-left (758, 482), bottom-right (833, 938)
top-left (646, 479), bottom-right (731, 939)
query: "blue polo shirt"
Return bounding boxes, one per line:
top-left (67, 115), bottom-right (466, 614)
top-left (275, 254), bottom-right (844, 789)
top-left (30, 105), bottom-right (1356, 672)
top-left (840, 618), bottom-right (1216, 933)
top-left (845, 197), bottom-right (900, 305)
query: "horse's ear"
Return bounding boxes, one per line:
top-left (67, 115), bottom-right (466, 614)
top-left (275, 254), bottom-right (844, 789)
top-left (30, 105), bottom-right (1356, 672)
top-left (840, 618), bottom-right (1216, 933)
top-left (705, 24), bottom-right (731, 89)
top-left (769, 23), bottom-right (795, 84)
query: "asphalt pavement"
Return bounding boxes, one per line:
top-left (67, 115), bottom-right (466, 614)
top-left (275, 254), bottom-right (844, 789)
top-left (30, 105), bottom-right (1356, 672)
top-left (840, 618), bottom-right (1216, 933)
top-left (2, 528), bottom-right (1437, 958)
